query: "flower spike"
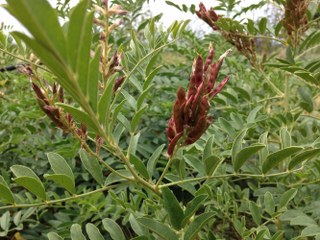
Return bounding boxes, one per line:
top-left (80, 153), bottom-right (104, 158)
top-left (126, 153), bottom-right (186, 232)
top-left (167, 46), bottom-right (231, 156)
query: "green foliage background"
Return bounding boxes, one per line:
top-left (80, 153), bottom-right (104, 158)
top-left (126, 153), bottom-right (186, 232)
top-left (0, 0), bottom-right (320, 239)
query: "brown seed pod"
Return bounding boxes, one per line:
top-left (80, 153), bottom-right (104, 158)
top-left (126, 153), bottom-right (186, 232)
top-left (190, 82), bottom-right (204, 114)
top-left (186, 116), bottom-right (208, 144)
top-left (114, 76), bottom-right (125, 92)
top-left (188, 73), bottom-right (197, 98)
top-left (167, 132), bottom-right (183, 156)
top-left (194, 56), bottom-right (203, 87)
top-left (58, 86), bottom-right (64, 103)
top-left (167, 117), bottom-right (176, 141)
top-left (204, 45), bottom-right (214, 72)
top-left (210, 76), bottom-right (230, 98)
top-left (183, 95), bottom-right (194, 125)
top-left (32, 83), bottom-right (49, 105)
top-left (167, 46), bottom-right (231, 155)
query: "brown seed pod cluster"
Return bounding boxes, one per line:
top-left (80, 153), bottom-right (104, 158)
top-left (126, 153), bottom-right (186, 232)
top-left (94, 1), bottom-right (127, 92)
top-left (32, 81), bottom-right (71, 132)
top-left (98, 50), bottom-right (125, 91)
top-left (195, 2), bottom-right (221, 31)
top-left (196, 2), bottom-right (257, 67)
top-left (167, 46), bottom-right (231, 156)
top-left (283, 0), bottom-right (310, 46)
top-left (108, 51), bottom-right (125, 92)
top-left (32, 80), bottom-right (94, 146)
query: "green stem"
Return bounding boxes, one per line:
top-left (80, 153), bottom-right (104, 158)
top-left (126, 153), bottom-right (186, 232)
top-left (83, 144), bottom-right (133, 181)
top-left (61, 77), bottom-right (157, 194)
top-left (60, 115), bottom-right (131, 181)
top-left (296, 43), bottom-right (320, 59)
top-left (229, 32), bottom-right (288, 46)
top-left (257, 95), bottom-right (283, 103)
top-left (126, 132), bottom-right (135, 159)
top-left (284, 73), bottom-right (290, 112)
top-left (0, 47), bottom-right (50, 72)
top-left (115, 149), bottom-right (158, 194)
top-left (103, 1), bottom-right (110, 86)
top-left (0, 183), bottom-right (126, 211)
top-left (155, 136), bottom-right (186, 189)
top-left (300, 114), bottom-right (320, 121)
top-left (155, 156), bottom-right (174, 189)
top-left (159, 167), bottom-right (304, 188)
top-left (259, 70), bottom-right (284, 96)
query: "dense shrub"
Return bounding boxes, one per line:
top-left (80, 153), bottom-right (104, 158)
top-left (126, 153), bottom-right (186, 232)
top-left (0, 0), bottom-right (320, 239)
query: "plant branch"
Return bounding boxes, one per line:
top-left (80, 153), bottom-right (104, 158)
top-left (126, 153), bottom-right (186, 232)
top-left (0, 47), bottom-right (50, 72)
top-left (114, 148), bottom-right (159, 194)
top-left (284, 73), bottom-right (290, 111)
top-left (259, 70), bottom-right (284, 96)
top-left (159, 167), bottom-right (304, 188)
top-left (155, 137), bottom-right (186, 189)
top-left (155, 156), bottom-right (174, 189)
top-left (0, 183), bottom-right (127, 211)
top-left (228, 32), bottom-right (288, 46)
top-left (296, 43), bottom-right (320, 59)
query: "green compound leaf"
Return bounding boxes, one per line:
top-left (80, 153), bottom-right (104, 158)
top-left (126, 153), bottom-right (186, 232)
top-left (202, 135), bottom-right (214, 161)
top-left (10, 165), bottom-right (46, 200)
top-left (70, 224), bottom-right (86, 240)
top-left (79, 149), bottom-right (104, 185)
top-left (45, 152), bottom-right (75, 193)
top-left (130, 154), bottom-right (149, 180)
top-left (57, 103), bottom-right (99, 133)
top-left (183, 212), bottom-right (215, 240)
top-left (204, 155), bottom-right (223, 176)
top-left (131, 105), bottom-right (148, 133)
top-left (258, 17), bottom-right (267, 34)
top-left (86, 223), bottom-right (104, 240)
top-left (147, 144), bottom-right (165, 177)
top-left (102, 218), bottom-right (126, 240)
top-left (264, 192), bottom-right (275, 216)
top-left (162, 187), bottom-right (184, 230)
top-left (144, 65), bottom-right (162, 89)
top-left (88, 48), bottom-right (101, 112)
top-left (262, 147), bottom-right (303, 173)
top-left (288, 148), bottom-right (320, 170)
top-left (47, 152), bottom-right (74, 182)
top-left (98, 74), bottom-right (115, 125)
top-left (231, 128), bottom-right (248, 169)
top-left (137, 84), bottom-right (154, 109)
top-left (4, 0), bottom-right (66, 59)
top-left (44, 174), bottom-right (75, 194)
top-left (137, 217), bottom-right (178, 240)
top-left (182, 195), bottom-right (208, 227)
top-left (47, 232), bottom-right (63, 240)
top-left (0, 176), bottom-right (15, 204)
top-left (234, 144), bottom-right (265, 172)
top-left (249, 201), bottom-right (261, 225)
top-left (279, 188), bottom-right (297, 210)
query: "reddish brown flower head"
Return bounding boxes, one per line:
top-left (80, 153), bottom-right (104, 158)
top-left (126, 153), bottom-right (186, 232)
top-left (167, 46), bottom-right (231, 156)
top-left (196, 2), bottom-right (257, 67)
top-left (195, 2), bottom-right (221, 31)
top-left (113, 76), bottom-right (125, 92)
top-left (283, 0), bottom-right (310, 46)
